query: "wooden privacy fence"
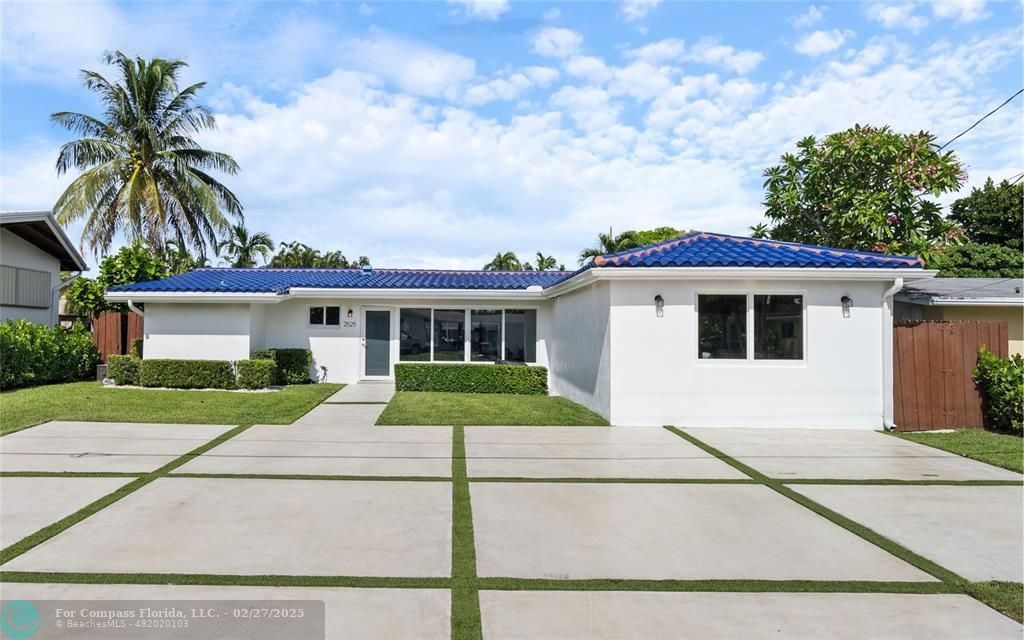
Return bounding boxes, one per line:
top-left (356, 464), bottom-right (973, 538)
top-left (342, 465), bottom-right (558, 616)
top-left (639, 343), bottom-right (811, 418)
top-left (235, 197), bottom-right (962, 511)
top-left (893, 320), bottom-right (1008, 431)
top-left (92, 311), bottom-right (144, 363)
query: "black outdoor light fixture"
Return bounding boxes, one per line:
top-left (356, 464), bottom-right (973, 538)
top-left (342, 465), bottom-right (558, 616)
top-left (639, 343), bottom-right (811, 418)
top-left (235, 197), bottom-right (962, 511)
top-left (655, 294), bottom-right (665, 317)
top-left (347, 308), bottom-right (354, 319)
top-left (841, 295), bottom-right (853, 318)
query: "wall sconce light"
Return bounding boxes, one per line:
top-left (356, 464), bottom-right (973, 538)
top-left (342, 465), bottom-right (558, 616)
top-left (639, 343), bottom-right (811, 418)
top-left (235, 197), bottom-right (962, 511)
top-left (654, 294), bottom-right (665, 318)
top-left (346, 308), bottom-right (354, 319)
top-left (841, 295), bottom-right (853, 318)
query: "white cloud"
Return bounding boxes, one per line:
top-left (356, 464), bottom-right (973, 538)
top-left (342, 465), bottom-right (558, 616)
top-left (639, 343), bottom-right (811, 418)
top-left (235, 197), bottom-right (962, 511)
top-left (448, 0), bottom-right (510, 21)
top-left (791, 5), bottom-right (825, 28)
top-left (565, 55), bottom-right (612, 83)
top-left (866, 3), bottom-right (929, 31)
top-left (624, 38), bottom-right (685, 64)
top-left (542, 8), bottom-right (561, 21)
top-left (610, 62), bottom-right (675, 101)
top-left (619, 0), bottom-right (662, 21)
top-left (523, 66), bottom-right (560, 87)
top-left (686, 38), bottom-right (765, 74)
top-left (531, 26), bottom-right (583, 58)
top-left (347, 33), bottom-right (476, 98)
top-left (462, 66), bottom-right (559, 106)
top-left (358, 3), bottom-right (374, 17)
top-left (929, 0), bottom-right (989, 23)
top-left (794, 29), bottom-right (854, 56)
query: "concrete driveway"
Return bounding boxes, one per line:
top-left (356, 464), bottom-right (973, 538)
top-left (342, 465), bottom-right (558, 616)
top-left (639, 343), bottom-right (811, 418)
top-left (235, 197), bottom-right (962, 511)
top-left (1, 412), bottom-right (1020, 639)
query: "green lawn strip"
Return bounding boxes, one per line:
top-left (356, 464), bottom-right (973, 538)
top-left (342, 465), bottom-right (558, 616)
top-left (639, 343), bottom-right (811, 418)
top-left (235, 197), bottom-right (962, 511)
top-left (377, 391), bottom-right (608, 426)
top-left (888, 430), bottom-right (1024, 474)
top-left (0, 572), bottom-right (449, 589)
top-left (665, 426), bottom-right (1020, 621)
top-left (965, 582), bottom-right (1024, 623)
top-left (782, 478), bottom-right (1023, 486)
top-left (451, 425), bottom-right (483, 640)
top-left (469, 477), bottom-right (757, 484)
top-left (0, 472), bottom-right (144, 478)
top-left (167, 472), bottom-right (451, 482)
top-left (0, 424), bottom-right (253, 566)
top-left (0, 382), bottom-right (342, 435)
top-left (474, 578), bottom-right (957, 594)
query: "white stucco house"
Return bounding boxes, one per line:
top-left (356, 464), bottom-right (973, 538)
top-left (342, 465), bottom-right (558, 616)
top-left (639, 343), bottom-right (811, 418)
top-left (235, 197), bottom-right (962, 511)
top-left (106, 232), bottom-right (934, 428)
top-left (1, 211), bottom-right (88, 326)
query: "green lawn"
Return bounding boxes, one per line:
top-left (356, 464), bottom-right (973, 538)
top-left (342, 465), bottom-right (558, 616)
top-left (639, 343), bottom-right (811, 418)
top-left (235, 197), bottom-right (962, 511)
top-left (892, 429), bottom-right (1024, 474)
top-left (0, 381), bottom-right (342, 435)
top-left (377, 391), bottom-right (608, 426)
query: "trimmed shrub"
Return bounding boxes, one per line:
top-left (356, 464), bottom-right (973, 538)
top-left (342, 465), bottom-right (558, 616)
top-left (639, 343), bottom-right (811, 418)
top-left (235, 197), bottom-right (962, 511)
top-left (252, 348), bottom-right (313, 385)
top-left (394, 363), bottom-right (548, 395)
top-left (139, 359), bottom-right (236, 389)
top-left (974, 347), bottom-right (1023, 432)
top-left (237, 358), bottom-right (276, 389)
top-left (107, 355), bottom-right (141, 386)
top-left (129, 338), bottom-right (144, 358)
top-left (0, 319), bottom-right (99, 390)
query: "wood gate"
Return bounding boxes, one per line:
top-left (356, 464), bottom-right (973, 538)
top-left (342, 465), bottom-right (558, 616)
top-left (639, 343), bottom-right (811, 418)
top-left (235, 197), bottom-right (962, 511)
top-left (893, 320), bottom-right (1008, 431)
top-left (92, 311), bottom-right (144, 363)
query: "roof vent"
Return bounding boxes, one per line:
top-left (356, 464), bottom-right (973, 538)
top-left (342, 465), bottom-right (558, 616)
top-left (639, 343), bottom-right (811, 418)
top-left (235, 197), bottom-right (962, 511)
top-left (361, 265), bottom-right (373, 275)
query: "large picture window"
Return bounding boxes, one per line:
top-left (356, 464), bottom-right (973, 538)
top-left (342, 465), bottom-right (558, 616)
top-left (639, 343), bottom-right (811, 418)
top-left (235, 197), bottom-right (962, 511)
top-left (398, 308), bottom-right (538, 364)
top-left (433, 309), bottom-right (466, 361)
top-left (698, 295), bottom-right (747, 359)
top-left (470, 310), bottom-right (502, 362)
top-left (754, 295), bottom-right (803, 360)
top-left (504, 309), bottom-right (537, 363)
top-left (399, 308), bottom-right (431, 361)
top-left (697, 293), bottom-right (804, 361)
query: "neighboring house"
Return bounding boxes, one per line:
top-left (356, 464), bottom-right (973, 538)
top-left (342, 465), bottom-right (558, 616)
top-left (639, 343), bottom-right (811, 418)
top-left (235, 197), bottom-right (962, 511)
top-left (0, 211), bottom-right (88, 326)
top-left (895, 278), bottom-right (1024, 356)
top-left (106, 232), bottom-right (932, 429)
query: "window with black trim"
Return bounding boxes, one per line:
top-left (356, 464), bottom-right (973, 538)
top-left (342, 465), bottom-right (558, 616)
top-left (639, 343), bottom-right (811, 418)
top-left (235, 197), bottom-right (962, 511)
top-left (698, 295), bottom-right (746, 359)
top-left (754, 295), bottom-right (803, 360)
top-left (309, 305), bottom-right (341, 326)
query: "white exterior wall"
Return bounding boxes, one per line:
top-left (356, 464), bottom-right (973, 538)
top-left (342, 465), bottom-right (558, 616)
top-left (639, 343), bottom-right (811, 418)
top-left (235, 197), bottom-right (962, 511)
top-left (547, 282), bottom-right (612, 418)
top-left (0, 228), bottom-right (60, 325)
top-left (607, 279), bottom-right (889, 428)
top-left (143, 303), bottom-right (252, 361)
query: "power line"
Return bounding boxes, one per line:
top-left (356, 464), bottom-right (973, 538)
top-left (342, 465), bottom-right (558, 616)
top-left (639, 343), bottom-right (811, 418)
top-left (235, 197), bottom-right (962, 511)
top-left (937, 88), bottom-right (1023, 152)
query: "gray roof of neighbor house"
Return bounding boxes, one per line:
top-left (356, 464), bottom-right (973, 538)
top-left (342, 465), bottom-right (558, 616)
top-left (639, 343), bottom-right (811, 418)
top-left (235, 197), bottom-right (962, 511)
top-left (0, 210), bottom-right (88, 271)
top-left (896, 278), bottom-right (1024, 306)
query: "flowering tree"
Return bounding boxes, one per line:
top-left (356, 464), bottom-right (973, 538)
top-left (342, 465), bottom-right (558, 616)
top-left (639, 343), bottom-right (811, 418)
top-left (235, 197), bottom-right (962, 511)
top-left (751, 125), bottom-right (966, 262)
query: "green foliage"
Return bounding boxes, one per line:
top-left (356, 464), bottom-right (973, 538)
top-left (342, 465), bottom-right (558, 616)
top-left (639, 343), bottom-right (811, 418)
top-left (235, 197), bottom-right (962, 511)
top-left (267, 241), bottom-right (368, 268)
top-left (52, 51), bottom-right (242, 256)
top-left (973, 347), bottom-right (1023, 432)
top-left (252, 348), bottom-right (313, 384)
top-left (217, 223), bottom-right (275, 267)
top-left (931, 242), bottom-right (1023, 278)
top-left (394, 363), bottom-right (548, 395)
top-left (0, 320), bottom-right (99, 390)
top-left (129, 338), bottom-right (144, 358)
top-left (160, 239), bottom-right (209, 275)
top-left (236, 358), bottom-right (276, 389)
top-left (578, 226), bottom-right (689, 265)
top-left (483, 251), bottom-right (521, 271)
top-left (63, 278), bottom-right (108, 316)
top-left (65, 241), bottom-right (169, 316)
top-left (139, 359), bottom-right (236, 389)
top-left (753, 125), bottom-right (966, 262)
top-left (107, 355), bottom-right (141, 385)
top-left (949, 178), bottom-right (1023, 250)
top-left (533, 252), bottom-right (560, 271)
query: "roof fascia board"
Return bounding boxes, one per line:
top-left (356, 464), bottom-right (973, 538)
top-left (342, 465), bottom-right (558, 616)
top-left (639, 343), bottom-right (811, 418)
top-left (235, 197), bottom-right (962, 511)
top-left (1, 210), bottom-right (88, 271)
top-left (105, 292), bottom-right (288, 304)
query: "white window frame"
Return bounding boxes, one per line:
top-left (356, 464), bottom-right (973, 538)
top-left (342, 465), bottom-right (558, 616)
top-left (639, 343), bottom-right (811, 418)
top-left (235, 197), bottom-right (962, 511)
top-left (398, 306), bottom-right (539, 364)
top-left (694, 290), bottom-right (807, 365)
top-left (307, 304), bottom-right (342, 328)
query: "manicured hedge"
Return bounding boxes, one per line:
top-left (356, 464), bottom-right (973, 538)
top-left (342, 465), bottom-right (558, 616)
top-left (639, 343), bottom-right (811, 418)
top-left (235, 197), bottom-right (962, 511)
top-left (252, 348), bottom-right (313, 385)
top-left (107, 354), bottom-right (141, 386)
top-left (974, 347), bottom-right (1023, 432)
top-left (394, 363), bottom-right (548, 395)
top-left (139, 359), bottom-right (236, 389)
top-left (0, 319), bottom-right (99, 390)
top-left (237, 358), bottom-right (276, 390)
top-left (129, 338), bottom-right (143, 358)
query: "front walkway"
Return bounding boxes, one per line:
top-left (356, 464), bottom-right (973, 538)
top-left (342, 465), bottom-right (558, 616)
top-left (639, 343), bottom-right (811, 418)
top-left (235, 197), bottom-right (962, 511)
top-left (1, 410), bottom-right (1021, 639)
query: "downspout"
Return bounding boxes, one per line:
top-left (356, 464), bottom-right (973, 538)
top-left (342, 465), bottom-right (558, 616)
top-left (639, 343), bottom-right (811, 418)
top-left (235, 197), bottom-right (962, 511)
top-left (881, 277), bottom-right (904, 430)
top-left (126, 299), bottom-right (145, 318)
top-left (52, 272), bottom-right (81, 326)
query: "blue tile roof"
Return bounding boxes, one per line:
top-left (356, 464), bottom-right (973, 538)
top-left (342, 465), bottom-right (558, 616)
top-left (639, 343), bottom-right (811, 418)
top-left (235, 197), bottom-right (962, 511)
top-left (593, 232), bottom-right (924, 269)
top-left (109, 232), bottom-right (924, 294)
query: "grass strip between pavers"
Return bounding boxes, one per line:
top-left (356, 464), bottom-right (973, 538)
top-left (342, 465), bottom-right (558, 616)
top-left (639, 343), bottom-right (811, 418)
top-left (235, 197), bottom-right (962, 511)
top-left (0, 424), bottom-right (253, 566)
top-left (664, 426), bottom-right (1023, 623)
top-left (451, 425), bottom-right (483, 640)
top-left (167, 472), bottom-right (451, 482)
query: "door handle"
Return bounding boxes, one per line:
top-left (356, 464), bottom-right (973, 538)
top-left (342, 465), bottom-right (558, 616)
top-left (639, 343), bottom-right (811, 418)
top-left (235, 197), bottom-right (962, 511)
top-left (361, 337), bottom-right (366, 348)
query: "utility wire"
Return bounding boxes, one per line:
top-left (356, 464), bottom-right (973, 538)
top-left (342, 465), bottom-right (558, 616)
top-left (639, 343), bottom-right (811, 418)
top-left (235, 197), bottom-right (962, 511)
top-left (937, 88), bottom-right (1023, 152)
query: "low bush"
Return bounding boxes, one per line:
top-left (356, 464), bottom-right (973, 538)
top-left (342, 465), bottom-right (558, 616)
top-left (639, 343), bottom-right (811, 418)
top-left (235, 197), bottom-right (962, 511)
top-left (139, 359), bottom-right (236, 390)
top-left (236, 358), bottom-right (276, 389)
top-left (974, 347), bottom-right (1023, 432)
top-left (0, 320), bottom-right (99, 390)
top-left (394, 363), bottom-right (548, 395)
top-left (252, 348), bottom-right (313, 385)
top-left (107, 355), bottom-right (141, 386)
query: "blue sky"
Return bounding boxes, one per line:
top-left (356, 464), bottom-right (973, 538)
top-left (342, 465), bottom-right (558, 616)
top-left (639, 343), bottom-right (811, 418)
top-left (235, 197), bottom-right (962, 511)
top-left (1, 0), bottom-right (1021, 270)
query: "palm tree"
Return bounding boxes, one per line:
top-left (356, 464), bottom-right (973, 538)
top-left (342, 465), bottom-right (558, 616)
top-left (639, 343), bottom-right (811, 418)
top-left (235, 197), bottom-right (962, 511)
top-left (51, 51), bottom-right (242, 257)
top-left (577, 227), bottom-right (639, 265)
top-left (483, 251), bottom-right (522, 271)
top-left (161, 238), bottom-right (209, 274)
top-left (534, 252), bottom-right (559, 271)
top-left (217, 223), bottom-right (274, 267)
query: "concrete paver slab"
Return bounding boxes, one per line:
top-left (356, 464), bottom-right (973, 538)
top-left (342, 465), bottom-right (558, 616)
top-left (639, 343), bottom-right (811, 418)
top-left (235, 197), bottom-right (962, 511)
top-left (2, 478), bottom-right (452, 577)
top-left (466, 426), bottom-right (745, 479)
top-left (685, 428), bottom-right (1023, 480)
top-left (0, 476), bottom-right (133, 547)
top-left (0, 422), bottom-right (235, 473)
top-left (293, 403), bottom-right (386, 426)
top-left (325, 383), bottom-right (395, 404)
top-left (471, 483), bottom-right (932, 581)
top-left (479, 591), bottom-right (1022, 640)
top-left (176, 424), bottom-right (452, 476)
top-left (0, 582), bottom-right (450, 640)
top-left (798, 484), bottom-right (1024, 582)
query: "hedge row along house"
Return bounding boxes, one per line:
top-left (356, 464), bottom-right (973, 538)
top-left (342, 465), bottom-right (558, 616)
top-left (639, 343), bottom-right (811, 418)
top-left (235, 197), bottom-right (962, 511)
top-left (106, 232), bottom-right (933, 428)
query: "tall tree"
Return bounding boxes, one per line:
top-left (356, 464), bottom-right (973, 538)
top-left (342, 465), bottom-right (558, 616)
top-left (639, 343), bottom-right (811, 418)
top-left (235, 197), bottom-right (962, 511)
top-left (578, 226), bottom-right (689, 265)
top-left (534, 252), bottom-right (559, 271)
top-left (52, 51), bottom-right (242, 257)
top-left (161, 239), bottom-right (208, 274)
top-left (266, 241), bottom-right (367, 268)
top-left (65, 241), bottom-right (169, 316)
top-left (483, 251), bottom-right (522, 271)
top-left (217, 223), bottom-right (274, 267)
top-left (751, 125), bottom-right (965, 262)
top-left (948, 178), bottom-right (1023, 250)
